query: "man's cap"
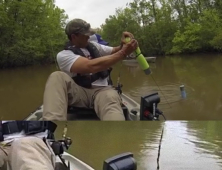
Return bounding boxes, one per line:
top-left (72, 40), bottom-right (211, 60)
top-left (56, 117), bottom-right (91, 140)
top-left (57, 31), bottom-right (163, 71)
top-left (65, 18), bottom-right (96, 36)
top-left (89, 34), bottom-right (109, 45)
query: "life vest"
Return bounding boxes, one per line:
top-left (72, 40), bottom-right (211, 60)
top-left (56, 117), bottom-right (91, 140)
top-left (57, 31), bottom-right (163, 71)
top-left (0, 121), bottom-right (57, 142)
top-left (64, 41), bottom-right (112, 88)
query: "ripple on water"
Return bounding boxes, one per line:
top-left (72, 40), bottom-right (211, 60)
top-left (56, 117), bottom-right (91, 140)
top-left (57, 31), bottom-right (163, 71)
top-left (128, 81), bottom-right (195, 107)
top-left (158, 121), bottom-right (222, 170)
top-left (137, 123), bottom-right (165, 170)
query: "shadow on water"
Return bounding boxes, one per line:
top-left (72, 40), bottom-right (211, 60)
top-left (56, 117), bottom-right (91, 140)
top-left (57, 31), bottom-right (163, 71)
top-left (54, 121), bottom-right (222, 170)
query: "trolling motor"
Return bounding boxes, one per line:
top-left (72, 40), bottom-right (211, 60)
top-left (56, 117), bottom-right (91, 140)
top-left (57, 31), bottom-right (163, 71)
top-left (140, 92), bottom-right (166, 121)
top-left (103, 152), bottom-right (137, 170)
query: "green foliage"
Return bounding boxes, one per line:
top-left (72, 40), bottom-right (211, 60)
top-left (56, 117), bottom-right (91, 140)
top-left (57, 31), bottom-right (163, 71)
top-left (210, 30), bottom-right (222, 50)
top-left (0, 0), bottom-right (68, 68)
top-left (100, 0), bottom-right (222, 56)
top-left (2, 0), bottom-right (222, 68)
top-left (170, 22), bottom-right (202, 54)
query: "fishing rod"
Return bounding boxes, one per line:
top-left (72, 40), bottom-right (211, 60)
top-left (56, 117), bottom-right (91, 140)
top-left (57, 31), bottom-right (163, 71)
top-left (116, 60), bottom-right (123, 95)
top-left (50, 122), bottom-right (72, 169)
top-left (157, 123), bottom-right (165, 170)
top-left (50, 41), bottom-right (59, 70)
top-left (62, 121), bottom-right (68, 140)
top-left (124, 37), bottom-right (167, 169)
top-left (121, 37), bottom-right (171, 110)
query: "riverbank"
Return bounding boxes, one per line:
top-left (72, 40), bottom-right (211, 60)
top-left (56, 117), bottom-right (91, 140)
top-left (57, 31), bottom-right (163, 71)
top-left (1, 51), bottom-right (222, 70)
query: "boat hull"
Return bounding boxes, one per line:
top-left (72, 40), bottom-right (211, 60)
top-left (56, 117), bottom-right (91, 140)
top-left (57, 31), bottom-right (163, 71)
top-left (123, 57), bottom-right (156, 63)
top-left (55, 152), bottom-right (95, 170)
top-left (26, 93), bottom-right (141, 121)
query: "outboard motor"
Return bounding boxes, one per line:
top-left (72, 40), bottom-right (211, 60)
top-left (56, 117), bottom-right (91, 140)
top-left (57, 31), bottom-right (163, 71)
top-left (103, 152), bottom-right (137, 170)
top-left (140, 92), bottom-right (165, 121)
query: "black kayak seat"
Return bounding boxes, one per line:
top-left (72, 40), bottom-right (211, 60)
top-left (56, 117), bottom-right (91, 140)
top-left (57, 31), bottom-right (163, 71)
top-left (67, 104), bottom-right (129, 120)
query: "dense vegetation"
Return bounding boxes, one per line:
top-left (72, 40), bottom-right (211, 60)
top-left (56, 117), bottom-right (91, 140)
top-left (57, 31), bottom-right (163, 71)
top-left (99, 0), bottom-right (222, 56)
top-left (0, 0), bottom-right (68, 68)
top-left (1, 0), bottom-right (222, 68)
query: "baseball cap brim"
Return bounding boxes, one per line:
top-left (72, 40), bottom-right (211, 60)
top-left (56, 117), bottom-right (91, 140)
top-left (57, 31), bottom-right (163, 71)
top-left (82, 28), bottom-right (96, 36)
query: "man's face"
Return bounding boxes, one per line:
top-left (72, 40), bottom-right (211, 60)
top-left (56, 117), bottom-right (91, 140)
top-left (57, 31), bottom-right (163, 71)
top-left (72, 33), bottom-right (89, 48)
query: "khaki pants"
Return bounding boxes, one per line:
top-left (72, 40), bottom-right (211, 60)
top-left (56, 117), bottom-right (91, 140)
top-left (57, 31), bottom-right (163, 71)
top-left (0, 137), bottom-right (55, 170)
top-left (43, 71), bottom-right (125, 121)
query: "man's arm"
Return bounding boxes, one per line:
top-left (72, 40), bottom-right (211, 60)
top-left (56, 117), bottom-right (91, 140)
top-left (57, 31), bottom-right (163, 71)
top-left (70, 50), bottom-right (126, 74)
top-left (70, 39), bottom-right (138, 74)
top-left (111, 45), bottom-right (122, 54)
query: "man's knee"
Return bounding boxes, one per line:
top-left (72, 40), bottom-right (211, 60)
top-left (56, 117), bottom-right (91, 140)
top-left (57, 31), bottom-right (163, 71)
top-left (10, 137), bottom-right (55, 170)
top-left (0, 156), bottom-right (5, 168)
top-left (47, 71), bottom-right (68, 81)
top-left (95, 89), bottom-right (125, 120)
top-left (45, 71), bottom-right (75, 91)
top-left (0, 147), bottom-right (8, 169)
top-left (102, 89), bottom-right (121, 103)
top-left (12, 137), bottom-right (44, 150)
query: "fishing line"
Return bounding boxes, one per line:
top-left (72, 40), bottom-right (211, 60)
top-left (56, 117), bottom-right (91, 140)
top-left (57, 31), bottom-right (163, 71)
top-left (157, 122), bottom-right (165, 170)
top-left (149, 74), bottom-right (167, 170)
top-left (150, 74), bottom-right (172, 109)
top-left (146, 71), bottom-right (168, 170)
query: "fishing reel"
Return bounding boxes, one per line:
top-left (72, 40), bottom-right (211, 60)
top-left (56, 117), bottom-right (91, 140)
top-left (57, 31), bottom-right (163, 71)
top-left (50, 136), bottom-right (72, 170)
top-left (140, 92), bottom-right (166, 121)
top-left (50, 124), bottom-right (72, 170)
top-left (115, 83), bottom-right (123, 94)
top-left (50, 137), bottom-right (72, 156)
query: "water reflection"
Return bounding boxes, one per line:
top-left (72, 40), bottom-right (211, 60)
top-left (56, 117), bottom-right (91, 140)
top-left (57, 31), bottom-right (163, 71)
top-left (54, 121), bottom-right (222, 170)
top-left (54, 121), bottom-right (162, 170)
top-left (0, 65), bottom-right (56, 119)
top-left (186, 121), bottom-right (222, 163)
top-left (119, 55), bottom-right (222, 120)
top-left (1, 54), bottom-right (222, 120)
top-left (160, 121), bottom-right (222, 170)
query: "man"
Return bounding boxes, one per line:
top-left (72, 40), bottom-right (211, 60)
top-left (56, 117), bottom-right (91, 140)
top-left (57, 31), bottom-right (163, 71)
top-left (0, 121), bottom-right (57, 170)
top-left (43, 18), bottom-right (138, 121)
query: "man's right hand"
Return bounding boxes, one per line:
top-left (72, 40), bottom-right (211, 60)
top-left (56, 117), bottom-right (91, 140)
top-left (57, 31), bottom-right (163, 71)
top-left (121, 39), bottom-right (138, 57)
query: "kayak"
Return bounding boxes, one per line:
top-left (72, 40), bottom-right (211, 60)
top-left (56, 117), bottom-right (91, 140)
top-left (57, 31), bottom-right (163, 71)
top-left (48, 134), bottom-right (136, 170)
top-left (55, 152), bottom-right (94, 170)
top-left (55, 151), bottom-right (136, 170)
top-left (123, 57), bottom-right (156, 63)
top-left (6, 150), bottom-right (134, 170)
top-left (26, 93), bottom-right (140, 121)
top-left (26, 92), bottom-right (165, 121)
top-left (6, 142), bottom-right (135, 170)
